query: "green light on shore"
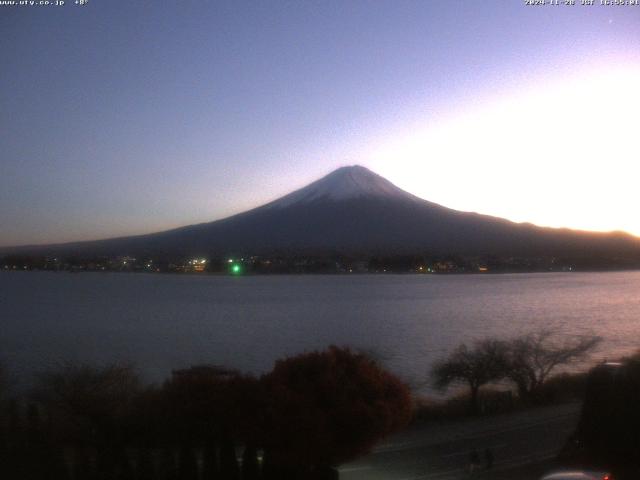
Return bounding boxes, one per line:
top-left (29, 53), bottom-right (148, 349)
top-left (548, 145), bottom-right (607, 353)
top-left (231, 264), bottom-right (242, 275)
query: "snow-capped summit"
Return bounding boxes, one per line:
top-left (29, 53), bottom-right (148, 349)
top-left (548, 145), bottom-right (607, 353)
top-left (267, 165), bottom-right (419, 208)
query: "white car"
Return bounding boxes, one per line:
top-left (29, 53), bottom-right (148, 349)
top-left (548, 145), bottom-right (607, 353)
top-left (539, 471), bottom-right (612, 480)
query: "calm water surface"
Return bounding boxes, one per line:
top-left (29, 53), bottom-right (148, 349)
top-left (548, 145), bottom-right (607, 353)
top-left (2, 271), bottom-right (640, 391)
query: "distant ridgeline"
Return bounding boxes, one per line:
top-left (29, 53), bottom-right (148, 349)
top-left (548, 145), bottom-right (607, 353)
top-left (3, 166), bottom-right (640, 273)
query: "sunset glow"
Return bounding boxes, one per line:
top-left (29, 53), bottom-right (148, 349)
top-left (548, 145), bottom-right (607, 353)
top-left (3, 3), bottom-right (640, 245)
top-left (370, 64), bottom-right (640, 236)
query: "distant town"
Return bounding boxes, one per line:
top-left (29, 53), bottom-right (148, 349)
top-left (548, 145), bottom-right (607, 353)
top-left (2, 252), bottom-right (637, 275)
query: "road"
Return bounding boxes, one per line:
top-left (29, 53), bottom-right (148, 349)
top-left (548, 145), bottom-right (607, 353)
top-left (339, 402), bottom-right (581, 480)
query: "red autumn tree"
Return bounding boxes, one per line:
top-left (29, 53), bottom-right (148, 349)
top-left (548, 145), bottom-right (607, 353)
top-left (261, 346), bottom-right (412, 475)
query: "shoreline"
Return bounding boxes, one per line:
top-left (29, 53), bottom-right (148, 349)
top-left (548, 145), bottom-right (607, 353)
top-left (3, 268), bottom-right (640, 277)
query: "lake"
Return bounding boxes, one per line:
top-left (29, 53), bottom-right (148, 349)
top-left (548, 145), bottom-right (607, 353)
top-left (2, 271), bottom-right (640, 393)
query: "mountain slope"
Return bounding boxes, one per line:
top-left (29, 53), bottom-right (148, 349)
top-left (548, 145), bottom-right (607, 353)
top-left (3, 165), bottom-right (640, 260)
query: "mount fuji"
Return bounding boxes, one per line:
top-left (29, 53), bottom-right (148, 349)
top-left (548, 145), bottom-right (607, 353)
top-left (5, 165), bottom-right (640, 260)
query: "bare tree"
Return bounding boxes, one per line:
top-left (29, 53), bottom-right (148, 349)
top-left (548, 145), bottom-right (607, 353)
top-left (431, 339), bottom-right (508, 414)
top-left (34, 363), bottom-right (141, 427)
top-left (505, 331), bottom-right (601, 402)
top-left (33, 363), bottom-right (140, 459)
top-left (25, 363), bottom-right (142, 479)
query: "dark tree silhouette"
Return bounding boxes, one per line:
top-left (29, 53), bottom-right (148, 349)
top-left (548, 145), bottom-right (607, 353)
top-left (177, 444), bottom-right (198, 480)
top-left (431, 339), bottom-right (509, 414)
top-left (261, 346), bottom-right (412, 478)
top-left (162, 365), bottom-right (236, 446)
top-left (0, 363), bottom-right (8, 467)
top-left (0, 363), bottom-right (6, 400)
top-left (34, 363), bottom-right (140, 439)
top-left (201, 445), bottom-right (218, 480)
top-left (32, 363), bottom-right (141, 479)
top-left (504, 331), bottom-right (601, 403)
top-left (241, 444), bottom-right (260, 480)
top-left (569, 357), bottom-right (640, 476)
top-left (161, 365), bottom-right (262, 479)
top-left (219, 428), bottom-right (240, 480)
top-left (135, 447), bottom-right (155, 480)
top-left (1, 352), bottom-right (412, 479)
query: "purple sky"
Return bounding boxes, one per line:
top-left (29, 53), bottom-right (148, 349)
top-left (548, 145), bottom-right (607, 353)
top-left (1, 1), bottom-right (639, 246)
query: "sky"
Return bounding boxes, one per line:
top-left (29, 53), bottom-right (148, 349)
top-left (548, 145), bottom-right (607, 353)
top-left (1, 1), bottom-right (639, 247)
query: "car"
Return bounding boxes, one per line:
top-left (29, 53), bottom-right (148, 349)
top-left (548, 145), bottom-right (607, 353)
top-left (539, 471), bottom-right (612, 480)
